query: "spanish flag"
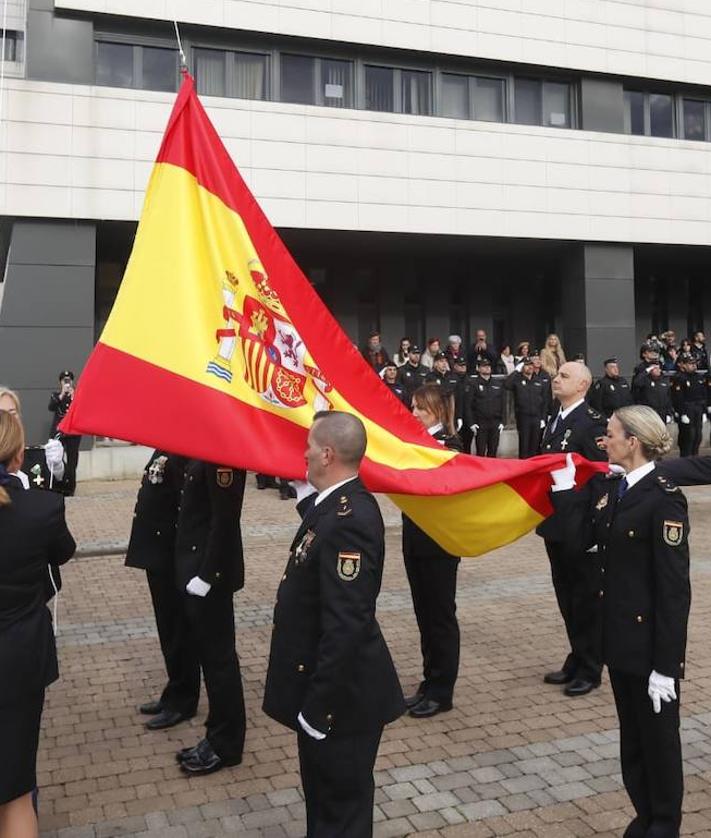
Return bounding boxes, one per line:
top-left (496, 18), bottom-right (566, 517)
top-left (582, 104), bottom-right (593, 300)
top-left (62, 74), bottom-right (600, 556)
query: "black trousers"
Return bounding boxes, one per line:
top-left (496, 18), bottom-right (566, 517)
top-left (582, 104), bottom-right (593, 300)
top-left (184, 585), bottom-right (246, 762)
top-left (516, 415), bottom-right (541, 459)
top-left (61, 434), bottom-right (81, 495)
top-left (545, 541), bottom-right (601, 683)
top-left (146, 570), bottom-right (200, 717)
top-left (404, 554), bottom-right (460, 703)
top-left (298, 727), bottom-right (382, 838)
top-left (610, 669), bottom-right (683, 838)
top-left (677, 412), bottom-right (703, 457)
top-left (473, 423), bottom-right (500, 457)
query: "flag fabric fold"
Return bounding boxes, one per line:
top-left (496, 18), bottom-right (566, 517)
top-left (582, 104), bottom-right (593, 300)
top-left (62, 73), bottom-right (604, 556)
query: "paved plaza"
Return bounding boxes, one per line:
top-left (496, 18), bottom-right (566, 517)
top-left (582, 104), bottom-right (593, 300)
top-left (37, 471), bottom-right (711, 838)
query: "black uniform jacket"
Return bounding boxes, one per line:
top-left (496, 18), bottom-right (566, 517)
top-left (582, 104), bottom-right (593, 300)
top-left (671, 371), bottom-right (708, 415)
top-left (465, 375), bottom-right (504, 425)
top-left (537, 402), bottom-right (607, 542)
top-left (174, 460), bottom-right (246, 592)
top-left (0, 477), bottom-right (75, 705)
top-left (402, 430), bottom-right (462, 561)
top-left (22, 446), bottom-right (67, 495)
top-left (505, 371), bottom-right (546, 419)
top-left (590, 375), bottom-right (633, 417)
top-left (125, 450), bottom-right (188, 572)
top-left (397, 363), bottom-right (428, 394)
top-left (632, 371), bottom-right (673, 420)
top-left (263, 478), bottom-right (405, 736)
top-left (48, 391), bottom-right (74, 436)
top-left (551, 469), bottom-right (690, 679)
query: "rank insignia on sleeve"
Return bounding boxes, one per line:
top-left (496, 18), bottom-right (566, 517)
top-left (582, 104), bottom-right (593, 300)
top-left (337, 551), bottom-right (361, 581)
top-left (663, 520), bottom-right (684, 546)
top-left (337, 495), bottom-right (352, 517)
top-left (216, 468), bottom-right (234, 488)
top-left (595, 493), bottom-right (609, 511)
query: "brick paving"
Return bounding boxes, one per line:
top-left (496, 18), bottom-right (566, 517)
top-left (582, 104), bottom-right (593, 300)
top-left (35, 474), bottom-right (711, 837)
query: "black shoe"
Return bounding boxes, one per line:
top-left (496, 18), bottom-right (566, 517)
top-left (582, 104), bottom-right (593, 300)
top-left (543, 670), bottom-right (574, 685)
top-left (623, 818), bottom-right (649, 838)
top-left (279, 487), bottom-right (291, 500)
top-left (139, 700), bottom-right (163, 715)
top-left (404, 691), bottom-right (425, 709)
top-left (409, 699), bottom-right (453, 718)
top-left (564, 678), bottom-right (600, 697)
top-left (176, 744), bottom-right (199, 763)
top-left (145, 709), bottom-right (193, 730)
top-left (180, 739), bottom-right (241, 776)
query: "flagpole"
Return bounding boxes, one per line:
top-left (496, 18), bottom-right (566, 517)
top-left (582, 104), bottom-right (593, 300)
top-left (173, 18), bottom-right (188, 71)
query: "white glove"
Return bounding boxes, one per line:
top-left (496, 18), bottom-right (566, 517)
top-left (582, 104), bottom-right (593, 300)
top-left (648, 670), bottom-right (677, 714)
top-left (550, 452), bottom-right (576, 492)
top-left (704, 414), bottom-right (708, 424)
top-left (608, 463), bottom-right (626, 475)
top-left (665, 415), bottom-right (672, 424)
top-left (297, 711), bottom-right (326, 740)
top-left (456, 418), bottom-right (463, 432)
top-left (470, 424), bottom-right (479, 434)
top-left (681, 414), bottom-right (690, 425)
top-left (186, 576), bottom-right (211, 597)
top-left (498, 423), bottom-right (504, 432)
top-left (290, 480), bottom-right (316, 504)
top-left (539, 419), bottom-right (546, 430)
top-left (44, 439), bottom-right (66, 480)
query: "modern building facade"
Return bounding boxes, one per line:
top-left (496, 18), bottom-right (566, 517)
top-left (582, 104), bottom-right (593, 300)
top-left (2, 0), bottom-right (711, 442)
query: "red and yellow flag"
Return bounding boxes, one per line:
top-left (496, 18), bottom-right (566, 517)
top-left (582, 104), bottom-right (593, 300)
top-left (62, 74), bottom-right (601, 556)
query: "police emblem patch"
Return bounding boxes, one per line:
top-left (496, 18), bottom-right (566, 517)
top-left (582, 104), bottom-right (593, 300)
top-left (216, 468), bottom-right (234, 488)
top-left (337, 551), bottom-right (361, 581)
top-left (148, 455), bottom-right (168, 485)
top-left (595, 493), bottom-right (609, 511)
top-left (663, 520), bottom-right (684, 546)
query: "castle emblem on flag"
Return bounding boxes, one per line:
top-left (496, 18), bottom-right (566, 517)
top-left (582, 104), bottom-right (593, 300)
top-left (207, 260), bottom-right (333, 412)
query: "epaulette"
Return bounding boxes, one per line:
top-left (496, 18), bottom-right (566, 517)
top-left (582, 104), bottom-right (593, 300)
top-left (587, 406), bottom-right (603, 420)
top-left (336, 494), bottom-right (353, 518)
top-left (656, 473), bottom-right (680, 493)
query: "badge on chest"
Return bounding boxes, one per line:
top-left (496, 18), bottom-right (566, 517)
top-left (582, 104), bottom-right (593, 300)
top-left (293, 529), bottom-right (316, 564)
top-left (337, 551), bottom-right (361, 581)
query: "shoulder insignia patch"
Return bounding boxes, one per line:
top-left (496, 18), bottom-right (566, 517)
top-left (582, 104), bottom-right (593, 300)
top-left (587, 407), bottom-right (602, 420)
top-left (216, 468), bottom-right (234, 488)
top-left (337, 551), bottom-right (361, 581)
top-left (595, 493), bottom-right (609, 510)
top-left (663, 520), bottom-right (684, 546)
top-left (657, 474), bottom-right (679, 493)
top-left (337, 495), bottom-right (352, 517)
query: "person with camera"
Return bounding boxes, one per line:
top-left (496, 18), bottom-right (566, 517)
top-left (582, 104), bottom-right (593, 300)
top-left (466, 329), bottom-right (498, 372)
top-left (633, 362), bottom-right (673, 425)
top-left (48, 371), bottom-right (81, 496)
top-left (0, 411), bottom-right (76, 838)
top-left (393, 337), bottom-right (412, 368)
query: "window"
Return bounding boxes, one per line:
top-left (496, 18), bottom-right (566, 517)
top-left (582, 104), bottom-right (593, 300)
top-left (279, 54), bottom-right (353, 107)
top-left (96, 41), bottom-right (179, 92)
top-left (683, 99), bottom-right (708, 141)
top-left (194, 47), bottom-right (268, 100)
top-left (624, 90), bottom-right (675, 138)
top-left (441, 73), bottom-right (505, 121)
top-left (2, 31), bottom-right (23, 63)
top-left (365, 65), bottom-right (432, 115)
top-left (514, 78), bottom-right (571, 127)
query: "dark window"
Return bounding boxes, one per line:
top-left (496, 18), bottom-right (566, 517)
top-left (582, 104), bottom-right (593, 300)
top-left (683, 99), bottom-right (707, 141)
top-left (401, 69), bottom-right (431, 115)
top-left (194, 47), bottom-right (267, 100)
top-left (543, 81), bottom-right (570, 128)
top-left (624, 90), bottom-right (675, 138)
top-left (96, 41), bottom-right (134, 88)
top-left (194, 47), bottom-right (225, 97)
top-left (649, 93), bottom-right (673, 137)
top-left (2, 30), bottom-right (22, 62)
top-left (281, 54), bottom-right (315, 104)
top-left (141, 46), bottom-right (177, 92)
top-left (514, 78), bottom-right (542, 125)
top-left (515, 78), bottom-right (570, 127)
top-left (625, 90), bottom-right (645, 135)
top-left (441, 73), bottom-right (505, 122)
top-left (322, 59), bottom-right (352, 107)
top-left (365, 65), bottom-right (394, 112)
top-left (441, 73), bottom-right (468, 118)
top-left (475, 77), bottom-right (505, 122)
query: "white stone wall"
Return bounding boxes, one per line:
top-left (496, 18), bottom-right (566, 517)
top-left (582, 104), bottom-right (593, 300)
top-left (2, 78), bottom-right (711, 246)
top-left (55, 0), bottom-right (711, 87)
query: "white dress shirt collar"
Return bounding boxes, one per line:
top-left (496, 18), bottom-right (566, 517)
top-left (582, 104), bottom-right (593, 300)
top-left (313, 475), bottom-right (358, 507)
top-left (427, 422), bottom-right (444, 436)
top-left (559, 398), bottom-right (586, 421)
top-left (623, 460), bottom-right (656, 489)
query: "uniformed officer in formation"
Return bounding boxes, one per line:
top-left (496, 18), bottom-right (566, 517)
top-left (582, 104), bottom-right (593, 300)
top-left (632, 342), bottom-right (661, 382)
top-left (425, 352), bottom-right (459, 394)
top-left (538, 361), bottom-right (607, 697)
top-left (506, 356), bottom-right (547, 458)
top-left (174, 459), bottom-right (247, 775)
top-left (671, 352), bottom-right (709, 457)
top-left (125, 451), bottom-right (199, 731)
top-left (48, 370), bottom-right (81, 496)
top-left (590, 357), bottom-right (633, 418)
top-left (632, 361), bottom-right (673, 424)
top-left (396, 344), bottom-right (428, 397)
top-left (550, 406), bottom-right (689, 838)
top-left (531, 350), bottom-right (553, 419)
top-left (380, 360), bottom-right (410, 407)
top-left (263, 411), bottom-right (404, 838)
top-left (450, 354), bottom-right (472, 451)
top-left (465, 357), bottom-right (504, 457)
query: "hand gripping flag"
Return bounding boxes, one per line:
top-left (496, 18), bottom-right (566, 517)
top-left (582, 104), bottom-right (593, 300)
top-left (61, 73), bottom-right (604, 556)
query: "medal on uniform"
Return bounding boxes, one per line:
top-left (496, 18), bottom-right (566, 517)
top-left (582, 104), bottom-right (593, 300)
top-left (294, 529), bottom-right (316, 564)
top-left (30, 463), bottom-right (44, 488)
top-left (595, 493), bottom-right (609, 511)
top-left (147, 455), bottom-right (168, 485)
top-left (560, 429), bottom-right (572, 450)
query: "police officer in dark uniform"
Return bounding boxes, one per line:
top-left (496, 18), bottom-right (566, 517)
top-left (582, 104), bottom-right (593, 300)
top-left (465, 358), bottom-right (504, 457)
top-left (531, 351), bottom-right (553, 421)
top-left (380, 360), bottom-right (410, 407)
top-left (538, 362), bottom-right (607, 696)
top-left (397, 345), bottom-right (428, 397)
top-left (174, 459), bottom-right (247, 775)
top-left (48, 370), bottom-right (81, 496)
top-left (263, 412), bottom-right (404, 838)
top-left (506, 356), bottom-right (547, 458)
top-left (550, 406), bottom-right (689, 838)
top-left (632, 343), bottom-right (661, 386)
top-left (125, 450), bottom-right (199, 730)
top-left (590, 357), bottom-right (633, 418)
top-left (450, 355), bottom-right (472, 451)
top-left (633, 362), bottom-right (673, 424)
top-left (671, 353), bottom-right (707, 457)
top-left (425, 352), bottom-right (459, 394)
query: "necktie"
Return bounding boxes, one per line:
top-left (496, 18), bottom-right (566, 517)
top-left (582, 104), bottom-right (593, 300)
top-left (550, 412), bottom-right (562, 435)
top-left (618, 477), bottom-right (628, 499)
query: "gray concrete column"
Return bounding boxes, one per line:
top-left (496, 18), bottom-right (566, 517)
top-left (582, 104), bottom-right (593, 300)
top-left (0, 220), bottom-right (96, 444)
top-left (561, 243), bottom-right (636, 376)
